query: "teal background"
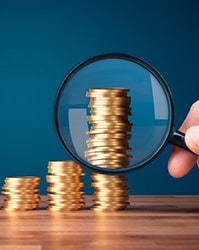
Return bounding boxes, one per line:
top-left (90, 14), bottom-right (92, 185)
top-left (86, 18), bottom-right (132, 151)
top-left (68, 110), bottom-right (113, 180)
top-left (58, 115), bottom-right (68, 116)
top-left (0, 0), bottom-right (198, 194)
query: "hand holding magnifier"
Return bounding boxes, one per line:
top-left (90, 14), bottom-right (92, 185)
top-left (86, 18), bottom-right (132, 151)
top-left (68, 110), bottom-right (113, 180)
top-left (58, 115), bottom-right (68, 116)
top-left (54, 53), bottom-right (197, 174)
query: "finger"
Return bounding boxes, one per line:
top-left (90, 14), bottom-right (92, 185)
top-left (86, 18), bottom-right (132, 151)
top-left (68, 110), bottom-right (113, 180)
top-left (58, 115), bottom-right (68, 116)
top-left (168, 101), bottom-right (199, 178)
top-left (168, 146), bottom-right (197, 177)
top-left (185, 126), bottom-right (199, 155)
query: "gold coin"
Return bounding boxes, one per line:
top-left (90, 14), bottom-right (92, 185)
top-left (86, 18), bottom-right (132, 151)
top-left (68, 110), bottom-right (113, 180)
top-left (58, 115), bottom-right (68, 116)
top-left (85, 146), bottom-right (131, 153)
top-left (2, 185), bottom-right (39, 191)
top-left (91, 206), bottom-right (128, 211)
top-left (4, 203), bottom-right (39, 208)
top-left (48, 199), bottom-right (85, 205)
top-left (88, 103), bottom-right (130, 109)
top-left (88, 133), bottom-right (131, 140)
top-left (48, 200), bottom-right (84, 205)
top-left (92, 203), bottom-right (129, 208)
top-left (91, 181), bottom-right (127, 189)
top-left (47, 182), bottom-right (84, 187)
top-left (88, 128), bottom-right (132, 134)
top-left (93, 192), bottom-right (129, 198)
top-left (48, 165), bottom-right (83, 172)
top-left (86, 159), bottom-right (130, 167)
top-left (4, 196), bottom-right (40, 201)
top-left (93, 185), bottom-right (129, 190)
top-left (90, 106), bottom-right (131, 112)
top-left (88, 164), bottom-right (127, 169)
top-left (3, 184), bottom-right (40, 189)
top-left (2, 183), bottom-right (39, 188)
top-left (86, 157), bottom-right (130, 166)
top-left (48, 166), bottom-right (82, 172)
top-left (5, 176), bottom-right (40, 182)
top-left (91, 174), bottom-right (127, 182)
top-left (93, 198), bottom-right (129, 204)
top-left (86, 141), bottom-right (129, 148)
top-left (47, 186), bottom-right (84, 193)
top-left (93, 199), bottom-right (129, 204)
top-left (87, 115), bottom-right (129, 122)
top-left (85, 147), bottom-right (129, 153)
top-left (86, 153), bottom-right (129, 161)
top-left (89, 96), bottom-right (131, 102)
top-left (88, 159), bottom-right (129, 166)
top-left (47, 183), bottom-right (84, 190)
top-left (47, 161), bottom-right (84, 173)
top-left (46, 175), bottom-right (84, 183)
top-left (47, 188), bottom-right (84, 193)
top-left (93, 190), bottom-right (129, 196)
top-left (90, 121), bottom-right (132, 127)
top-left (90, 110), bottom-right (131, 116)
top-left (93, 179), bottom-right (128, 185)
top-left (4, 205), bottom-right (38, 210)
top-left (48, 193), bottom-right (84, 199)
top-left (86, 152), bottom-right (132, 160)
top-left (48, 161), bottom-right (78, 167)
top-left (89, 102), bottom-right (131, 108)
top-left (86, 88), bottom-right (130, 97)
top-left (88, 101), bottom-right (131, 107)
top-left (48, 206), bottom-right (81, 211)
top-left (90, 111), bottom-right (131, 116)
top-left (85, 152), bottom-right (130, 159)
top-left (48, 202), bottom-right (85, 207)
top-left (48, 195), bottom-right (84, 200)
top-left (91, 181), bottom-right (128, 187)
top-left (4, 207), bottom-right (37, 211)
top-left (5, 193), bottom-right (40, 199)
top-left (48, 168), bottom-right (85, 175)
top-left (46, 174), bottom-right (82, 182)
top-left (90, 125), bottom-right (132, 132)
top-left (48, 202), bottom-right (84, 209)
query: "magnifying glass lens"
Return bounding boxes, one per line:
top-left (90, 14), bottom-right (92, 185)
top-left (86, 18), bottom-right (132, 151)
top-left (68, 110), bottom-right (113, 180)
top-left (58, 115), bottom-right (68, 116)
top-left (54, 54), bottom-right (174, 174)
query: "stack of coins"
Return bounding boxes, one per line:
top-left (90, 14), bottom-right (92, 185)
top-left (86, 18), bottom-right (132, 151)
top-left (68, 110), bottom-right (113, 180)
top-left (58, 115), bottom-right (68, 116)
top-left (91, 174), bottom-right (130, 211)
top-left (46, 161), bottom-right (85, 211)
top-left (85, 88), bottom-right (132, 211)
top-left (1, 176), bottom-right (40, 211)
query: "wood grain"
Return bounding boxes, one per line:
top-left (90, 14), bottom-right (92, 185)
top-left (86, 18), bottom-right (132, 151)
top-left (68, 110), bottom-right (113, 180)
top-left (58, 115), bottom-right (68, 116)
top-left (0, 196), bottom-right (199, 249)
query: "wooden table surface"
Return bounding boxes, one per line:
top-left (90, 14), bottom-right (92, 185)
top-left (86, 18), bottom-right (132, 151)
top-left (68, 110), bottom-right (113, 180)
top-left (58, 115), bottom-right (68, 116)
top-left (0, 196), bottom-right (199, 250)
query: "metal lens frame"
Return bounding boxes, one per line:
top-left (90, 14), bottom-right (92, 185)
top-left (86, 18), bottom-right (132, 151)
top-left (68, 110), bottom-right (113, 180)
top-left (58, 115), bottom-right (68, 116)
top-left (54, 53), bottom-right (174, 174)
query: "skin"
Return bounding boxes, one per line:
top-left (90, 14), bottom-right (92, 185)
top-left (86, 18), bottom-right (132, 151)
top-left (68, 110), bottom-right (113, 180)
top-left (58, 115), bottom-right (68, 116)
top-left (168, 100), bottom-right (199, 178)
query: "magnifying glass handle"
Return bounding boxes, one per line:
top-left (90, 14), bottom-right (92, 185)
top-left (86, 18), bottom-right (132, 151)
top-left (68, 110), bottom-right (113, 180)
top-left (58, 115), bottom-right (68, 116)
top-left (169, 130), bottom-right (191, 151)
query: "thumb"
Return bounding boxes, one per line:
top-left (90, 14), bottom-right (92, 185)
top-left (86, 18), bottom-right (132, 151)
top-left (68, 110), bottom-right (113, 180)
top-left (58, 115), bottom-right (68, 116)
top-left (185, 125), bottom-right (199, 155)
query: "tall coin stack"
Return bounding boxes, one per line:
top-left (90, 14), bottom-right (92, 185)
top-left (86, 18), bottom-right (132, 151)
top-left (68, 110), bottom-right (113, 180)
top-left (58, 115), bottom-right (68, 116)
top-left (85, 88), bottom-right (132, 211)
top-left (46, 161), bottom-right (85, 211)
top-left (1, 176), bottom-right (40, 211)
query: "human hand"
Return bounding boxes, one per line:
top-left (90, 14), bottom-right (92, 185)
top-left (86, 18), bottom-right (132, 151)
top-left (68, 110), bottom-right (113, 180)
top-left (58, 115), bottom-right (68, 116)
top-left (168, 100), bottom-right (199, 177)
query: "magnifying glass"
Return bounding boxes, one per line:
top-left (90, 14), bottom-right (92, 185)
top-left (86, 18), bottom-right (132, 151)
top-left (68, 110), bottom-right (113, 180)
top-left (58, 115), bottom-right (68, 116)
top-left (54, 53), bottom-right (190, 174)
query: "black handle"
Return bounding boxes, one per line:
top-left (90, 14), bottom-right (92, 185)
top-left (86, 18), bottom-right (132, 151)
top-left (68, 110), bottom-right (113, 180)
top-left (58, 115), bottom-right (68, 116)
top-left (169, 130), bottom-right (191, 151)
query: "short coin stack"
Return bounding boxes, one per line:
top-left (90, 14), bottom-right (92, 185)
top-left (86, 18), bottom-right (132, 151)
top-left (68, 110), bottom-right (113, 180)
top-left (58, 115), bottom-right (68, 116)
top-left (85, 88), bottom-right (132, 211)
top-left (91, 174), bottom-right (130, 211)
top-left (1, 176), bottom-right (40, 211)
top-left (46, 161), bottom-right (85, 211)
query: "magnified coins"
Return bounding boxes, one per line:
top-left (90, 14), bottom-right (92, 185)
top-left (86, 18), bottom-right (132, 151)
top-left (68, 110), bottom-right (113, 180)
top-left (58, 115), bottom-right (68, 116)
top-left (85, 88), bottom-right (132, 169)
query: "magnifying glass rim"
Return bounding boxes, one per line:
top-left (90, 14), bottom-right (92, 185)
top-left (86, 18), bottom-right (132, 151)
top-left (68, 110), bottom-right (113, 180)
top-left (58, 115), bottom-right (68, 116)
top-left (54, 53), bottom-right (174, 174)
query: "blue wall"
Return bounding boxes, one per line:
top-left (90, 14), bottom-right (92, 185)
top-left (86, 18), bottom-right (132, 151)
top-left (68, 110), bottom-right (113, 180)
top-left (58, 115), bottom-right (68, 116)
top-left (0, 0), bottom-right (198, 194)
